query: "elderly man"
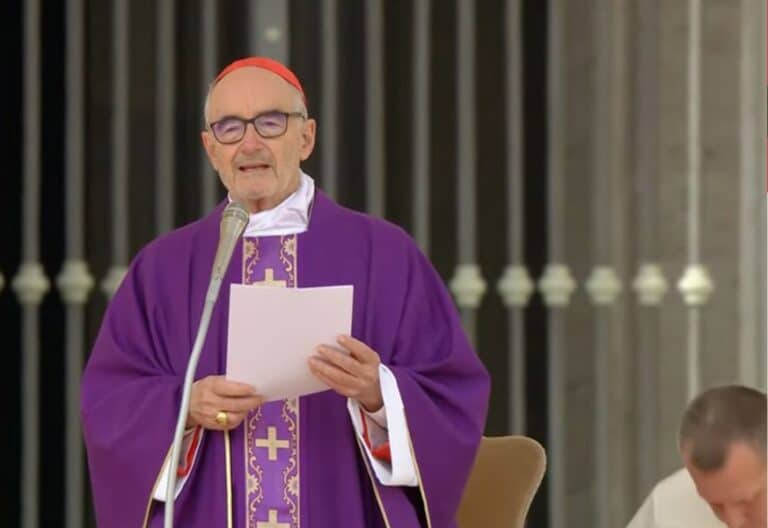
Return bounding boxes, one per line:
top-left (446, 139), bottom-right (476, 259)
top-left (627, 385), bottom-right (766, 528)
top-left (81, 57), bottom-right (490, 528)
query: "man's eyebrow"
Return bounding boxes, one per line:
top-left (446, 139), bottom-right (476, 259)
top-left (211, 109), bottom-right (287, 121)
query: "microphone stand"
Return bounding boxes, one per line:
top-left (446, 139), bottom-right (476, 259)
top-left (164, 203), bottom-right (248, 527)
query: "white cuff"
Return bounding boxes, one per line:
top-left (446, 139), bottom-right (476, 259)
top-left (347, 364), bottom-right (418, 487)
top-left (362, 402), bottom-right (388, 429)
top-left (152, 428), bottom-right (203, 501)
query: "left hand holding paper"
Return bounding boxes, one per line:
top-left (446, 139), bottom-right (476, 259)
top-left (309, 335), bottom-right (383, 412)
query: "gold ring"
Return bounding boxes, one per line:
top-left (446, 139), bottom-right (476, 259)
top-left (215, 411), bottom-right (229, 426)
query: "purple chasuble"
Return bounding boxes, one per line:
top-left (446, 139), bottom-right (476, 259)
top-left (81, 191), bottom-right (490, 528)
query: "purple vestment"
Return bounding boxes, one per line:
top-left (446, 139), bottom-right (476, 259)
top-left (81, 192), bottom-right (490, 527)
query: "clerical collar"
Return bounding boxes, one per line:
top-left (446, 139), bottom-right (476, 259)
top-left (228, 171), bottom-right (315, 237)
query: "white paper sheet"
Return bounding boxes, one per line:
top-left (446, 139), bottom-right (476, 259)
top-left (225, 283), bottom-right (354, 401)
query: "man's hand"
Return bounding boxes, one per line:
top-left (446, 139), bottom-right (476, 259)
top-left (308, 335), bottom-right (383, 412)
top-left (187, 375), bottom-right (263, 431)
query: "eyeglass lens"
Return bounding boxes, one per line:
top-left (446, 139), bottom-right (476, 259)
top-left (211, 111), bottom-right (289, 143)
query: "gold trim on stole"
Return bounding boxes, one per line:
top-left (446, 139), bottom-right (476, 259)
top-left (245, 406), bottom-right (265, 527)
top-left (281, 398), bottom-right (300, 525)
top-left (291, 234), bottom-right (300, 526)
top-left (244, 237), bottom-right (265, 527)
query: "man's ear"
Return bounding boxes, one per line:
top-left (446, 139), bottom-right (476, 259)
top-left (201, 130), bottom-right (218, 171)
top-left (299, 119), bottom-right (316, 161)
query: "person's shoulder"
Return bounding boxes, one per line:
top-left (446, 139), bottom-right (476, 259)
top-left (317, 192), bottom-right (416, 250)
top-left (647, 469), bottom-right (724, 527)
top-left (652, 468), bottom-right (694, 496)
top-left (131, 208), bottom-right (219, 268)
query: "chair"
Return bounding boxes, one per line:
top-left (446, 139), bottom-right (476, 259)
top-left (456, 436), bottom-right (547, 528)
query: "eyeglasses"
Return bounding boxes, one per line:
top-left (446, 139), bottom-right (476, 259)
top-left (208, 110), bottom-right (306, 144)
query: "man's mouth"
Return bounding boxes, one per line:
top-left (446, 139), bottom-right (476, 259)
top-left (238, 162), bottom-right (271, 172)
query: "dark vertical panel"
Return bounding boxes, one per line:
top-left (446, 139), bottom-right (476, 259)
top-left (218, 0), bottom-right (250, 66)
top-left (176, 0), bottom-right (204, 225)
top-left (39, 0), bottom-right (67, 526)
top-left (476, 0), bottom-right (510, 437)
top-left (289, 0), bottom-right (322, 185)
top-left (383, 0), bottom-right (414, 231)
top-left (213, 0), bottom-right (250, 205)
top-left (0, 0), bottom-right (23, 524)
top-left (336, 0), bottom-right (366, 211)
top-left (84, 1), bottom-right (114, 523)
top-left (429, 0), bottom-right (457, 281)
top-left (128, 0), bottom-right (158, 254)
top-left (523, 0), bottom-right (550, 525)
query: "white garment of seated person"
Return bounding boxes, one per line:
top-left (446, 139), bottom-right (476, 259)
top-left (626, 468), bottom-right (725, 528)
top-left (154, 172), bottom-right (417, 500)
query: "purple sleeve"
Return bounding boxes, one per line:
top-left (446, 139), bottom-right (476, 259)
top-left (80, 251), bottom-right (183, 528)
top-left (383, 241), bottom-right (491, 526)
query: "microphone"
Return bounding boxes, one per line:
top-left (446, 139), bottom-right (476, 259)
top-left (164, 201), bottom-right (249, 527)
top-left (208, 202), bottom-right (251, 295)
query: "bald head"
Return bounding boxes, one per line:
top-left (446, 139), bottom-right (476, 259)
top-left (204, 67), bottom-right (307, 125)
top-left (679, 385), bottom-right (766, 471)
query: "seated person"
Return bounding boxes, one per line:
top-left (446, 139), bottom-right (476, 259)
top-left (627, 385), bottom-right (766, 528)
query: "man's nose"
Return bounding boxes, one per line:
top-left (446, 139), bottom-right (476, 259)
top-left (240, 123), bottom-right (266, 151)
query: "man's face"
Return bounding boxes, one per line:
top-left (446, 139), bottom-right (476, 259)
top-left (202, 67), bottom-right (316, 213)
top-left (685, 442), bottom-right (767, 528)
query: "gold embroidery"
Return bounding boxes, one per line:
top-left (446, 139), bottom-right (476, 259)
top-left (279, 235), bottom-right (296, 286)
top-left (286, 474), bottom-right (299, 496)
top-left (256, 509), bottom-right (290, 528)
top-left (255, 426), bottom-right (290, 461)
top-left (254, 268), bottom-right (287, 287)
top-left (246, 405), bottom-right (265, 527)
top-left (281, 399), bottom-right (299, 525)
top-left (243, 238), bottom-right (260, 283)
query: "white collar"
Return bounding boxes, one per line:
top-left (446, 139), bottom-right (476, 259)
top-left (228, 171), bottom-right (315, 237)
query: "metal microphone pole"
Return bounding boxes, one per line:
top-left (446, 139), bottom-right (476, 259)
top-left (164, 202), bottom-right (248, 527)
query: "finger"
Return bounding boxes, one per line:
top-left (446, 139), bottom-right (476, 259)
top-left (308, 356), bottom-right (362, 392)
top-left (309, 365), bottom-right (356, 398)
top-left (317, 345), bottom-right (365, 376)
top-left (224, 395), bottom-right (264, 413)
top-left (211, 377), bottom-right (259, 397)
top-left (205, 394), bottom-right (263, 414)
top-left (336, 335), bottom-right (379, 364)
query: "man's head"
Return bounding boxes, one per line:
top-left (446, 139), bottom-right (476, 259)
top-left (679, 385), bottom-right (767, 528)
top-left (202, 57), bottom-right (316, 213)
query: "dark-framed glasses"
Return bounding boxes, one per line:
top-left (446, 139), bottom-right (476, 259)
top-left (208, 110), bottom-right (306, 144)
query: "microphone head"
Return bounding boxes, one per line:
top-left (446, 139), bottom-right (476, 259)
top-left (222, 200), bottom-right (250, 227)
top-left (220, 201), bottom-right (250, 239)
top-left (211, 201), bottom-right (250, 280)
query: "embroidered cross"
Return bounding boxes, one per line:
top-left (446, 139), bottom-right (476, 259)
top-left (255, 268), bottom-right (286, 287)
top-left (256, 509), bottom-right (290, 528)
top-left (255, 426), bottom-right (290, 461)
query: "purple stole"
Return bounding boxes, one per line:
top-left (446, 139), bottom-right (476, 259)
top-left (241, 235), bottom-right (300, 528)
